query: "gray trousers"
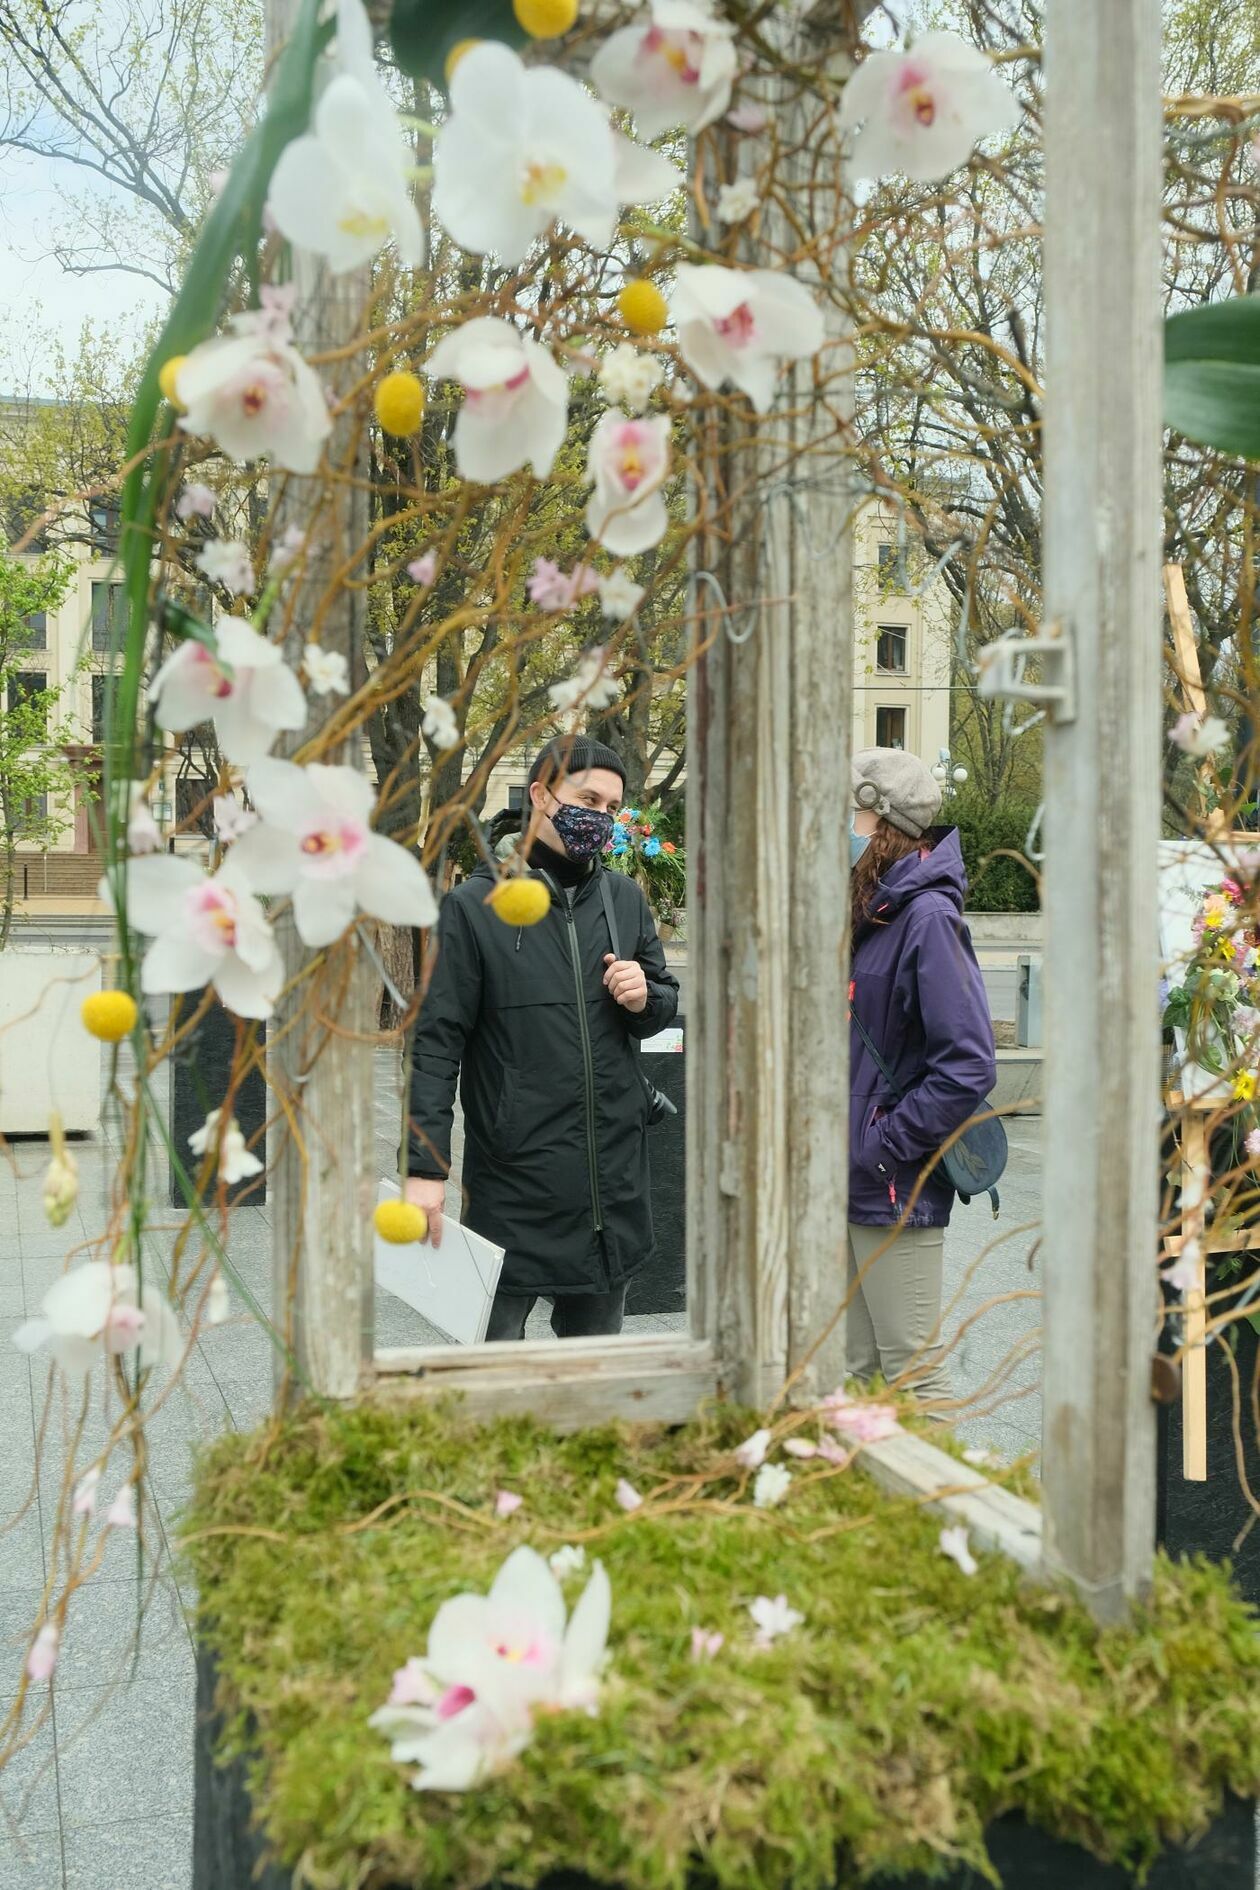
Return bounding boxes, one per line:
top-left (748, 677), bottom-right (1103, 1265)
top-left (845, 1222), bottom-right (952, 1405)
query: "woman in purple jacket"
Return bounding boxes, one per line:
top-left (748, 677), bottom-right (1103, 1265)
top-left (848, 748), bottom-right (997, 1406)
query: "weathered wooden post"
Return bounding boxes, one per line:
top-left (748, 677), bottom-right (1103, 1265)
top-left (689, 3), bottom-right (860, 1408)
top-left (265, 0), bottom-right (376, 1400)
top-left (1039, 0), bottom-right (1163, 1613)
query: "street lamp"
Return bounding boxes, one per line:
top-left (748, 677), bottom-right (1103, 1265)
top-left (930, 747), bottom-right (968, 795)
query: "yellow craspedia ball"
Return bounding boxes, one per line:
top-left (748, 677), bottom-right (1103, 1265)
top-left (513, 0), bottom-right (578, 38)
top-left (444, 37), bottom-right (481, 83)
top-left (488, 877), bottom-right (551, 927)
top-left (81, 990), bottom-right (138, 1043)
top-left (618, 280), bottom-right (668, 337)
top-left (158, 355), bottom-right (188, 411)
top-left (374, 1198), bottom-right (429, 1244)
top-left (374, 371), bottom-right (426, 437)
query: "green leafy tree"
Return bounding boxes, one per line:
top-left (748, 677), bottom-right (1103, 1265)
top-left (0, 545), bottom-right (79, 946)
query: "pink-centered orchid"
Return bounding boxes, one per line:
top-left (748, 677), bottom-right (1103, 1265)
top-left (672, 263), bottom-right (824, 413)
top-left (174, 286), bottom-right (331, 474)
top-left (369, 1546), bottom-right (611, 1791)
top-left (101, 853), bottom-right (284, 1020)
top-left (14, 1262), bottom-right (183, 1377)
top-left (837, 32), bottom-right (1019, 183)
top-left (425, 318), bottom-right (568, 484)
top-left (150, 615), bottom-right (307, 768)
top-left (230, 757), bottom-right (437, 949)
top-left (585, 410), bottom-right (671, 554)
top-left (591, 0), bottom-right (738, 140)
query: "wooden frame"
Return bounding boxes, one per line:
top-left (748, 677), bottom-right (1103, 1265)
top-left (268, 0), bottom-right (1167, 1619)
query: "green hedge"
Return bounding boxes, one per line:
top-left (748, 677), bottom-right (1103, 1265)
top-left (948, 794), bottom-right (1042, 913)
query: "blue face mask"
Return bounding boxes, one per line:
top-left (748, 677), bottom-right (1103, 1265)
top-left (849, 815), bottom-right (872, 868)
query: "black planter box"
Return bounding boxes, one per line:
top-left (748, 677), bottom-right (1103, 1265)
top-left (1157, 1277), bottom-right (1260, 1607)
top-left (169, 990), bottom-right (267, 1208)
top-left (626, 1021), bottom-right (685, 1318)
top-left (193, 1645), bottom-right (1254, 1890)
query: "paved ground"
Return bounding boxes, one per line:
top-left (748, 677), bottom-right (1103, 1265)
top-left (0, 1051), bottom-right (1044, 1888)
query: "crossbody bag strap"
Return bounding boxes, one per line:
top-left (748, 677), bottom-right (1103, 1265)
top-left (849, 1001), bottom-right (906, 1100)
top-left (597, 869), bottom-right (622, 961)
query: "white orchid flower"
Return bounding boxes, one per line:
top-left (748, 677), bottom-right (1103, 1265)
top-left (734, 1427), bottom-right (772, 1470)
top-left (175, 287), bottom-right (331, 474)
top-left (597, 569), bottom-right (646, 622)
top-left (189, 1108), bottom-right (264, 1186)
top-left (672, 263), bottom-right (824, 413)
top-left (716, 177), bottom-right (759, 224)
top-left (371, 1546), bottom-right (612, 1791)
top-left (748, 1593), bottom-right (803, 1647)
top-left (433, 43), bottom-right (680, 267)
top-left (230, 758), bottom-right (437, 949)
top-left (196, 538), bottom-right (255, 597)
top-left (303, 644), bottom-right (350, 698)
top-left (101, 853), bottom-right (284, 1021)
top-left (175, 482), bottom-right (216, 522)
top-left (14, 1263), bottom-right (183, 1377)
top-left (597, 343), bottom-right (663, 415)
top-left (266, 72), bottom-right (424, 273)
top-left (422, 695), bottom-right (460, 751)
top-left (591, 0), bottom-right (738, 140)
top-left (213, 793), bottom-right (257, 843)
top-left (549, 648), bottom-right (621, 715)
top-left (126, 786), bottom-right (162, 857)
top-left (752, 1462), bottom-right (792, 1509)
top-left (424, 318), bottom-right (568, 484)
top-left (150, 616), bottom-right (307, 768)
top-left (1171, 711), bottom-right (1229, 758)
top-left (837, 32), bottom-right (1019, 183)
top-left (938, 1524), bottom-right (979, 1577)
top-left (585, 411), bottom-right (671, 554)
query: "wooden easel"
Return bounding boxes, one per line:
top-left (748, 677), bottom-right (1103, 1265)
top-left (1162, 563), bottom-right (1257, 1479)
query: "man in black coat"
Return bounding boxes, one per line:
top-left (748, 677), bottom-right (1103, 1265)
top-left (403, 736), bottom-right (680, 1341)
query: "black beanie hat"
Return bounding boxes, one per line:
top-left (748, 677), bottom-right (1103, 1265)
top-left (526, 735), bottom-right (626, 800)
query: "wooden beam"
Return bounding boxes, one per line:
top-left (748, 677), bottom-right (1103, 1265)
top-left (265, 0), bottom-right (375, 1402)
top-left (689, 7), bottom-right (861, 1408)
top-left (1163, 564), bottom-right (1206, 718)
top-left (375, 1337), bottom-right (718, 1429)
top-left (1040, 0), bottom-right (1163, 1615)
top-left (829, 1422), bottom-right (1043, 1573)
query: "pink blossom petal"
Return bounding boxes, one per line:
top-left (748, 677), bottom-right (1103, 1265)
top-left (494, 1489), bottom-right (524, 1518)
top-left (614, 1478), bottom-right (642, 1512)
top-left (26, 1623), bottom-right (59, 1682)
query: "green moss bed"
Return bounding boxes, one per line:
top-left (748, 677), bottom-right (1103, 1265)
top-left (182, 1400), bottom-right (1260, 1890)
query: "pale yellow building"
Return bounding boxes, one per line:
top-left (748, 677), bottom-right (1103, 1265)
top-left (851, 499), bottom-right (954, 768)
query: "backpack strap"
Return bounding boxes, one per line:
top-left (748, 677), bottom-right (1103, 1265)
top-left (849, 999), bottom-right (906, 1100)
top-left (597, 869), bottom-right (622, 961)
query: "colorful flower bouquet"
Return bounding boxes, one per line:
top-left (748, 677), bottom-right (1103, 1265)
top-left (1162, 877), bottom-right (1260, 1117)
top-left (605, 804), bottom-right (686, 930)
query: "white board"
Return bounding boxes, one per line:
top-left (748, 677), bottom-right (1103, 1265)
top-left (373, 1181), bottom-right (505, 1346)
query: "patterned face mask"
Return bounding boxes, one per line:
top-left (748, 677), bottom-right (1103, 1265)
top-left (550, 801), bottom-right (616, 862)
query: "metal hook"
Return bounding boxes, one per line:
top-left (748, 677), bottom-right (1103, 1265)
top-left (1024, 799), bottom-right (1045, 865)
top-left (692, 567), bottom-right (758, 646)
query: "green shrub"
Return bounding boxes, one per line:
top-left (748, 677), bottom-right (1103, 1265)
top-left (949, 794), bottom-right (1042, 912)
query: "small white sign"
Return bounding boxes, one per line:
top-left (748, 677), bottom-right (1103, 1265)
top-left (642, 1027), bottom-right (684, 1054)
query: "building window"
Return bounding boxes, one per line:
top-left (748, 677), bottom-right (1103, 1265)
top-left (89, 499), bottom-right (121, 553)
top-left (91, 674), bottom-right (111, 743)
top-left (507, 785), bottom-right (525, 813)
top-left (15, 794), bottom-right (48, 836)
top-left (91, 582), bottom-right (127, 651)
top-left (875, 706), bottom-right (907, 750)
top-left (877, 543), bottom-right (910, 592)
top-left (5, 492), bottom-right (48, 552)
top-left (876, 625), bottom-right (908, 673)
top-left (8, 671), bottom-right (48, 740)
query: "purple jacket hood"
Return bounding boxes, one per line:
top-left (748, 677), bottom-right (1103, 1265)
top-left (849, 828), bottom-right (997, 1227)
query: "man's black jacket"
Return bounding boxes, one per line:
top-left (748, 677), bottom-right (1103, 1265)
top-left (406, 857), bottom-right (680, 1296)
